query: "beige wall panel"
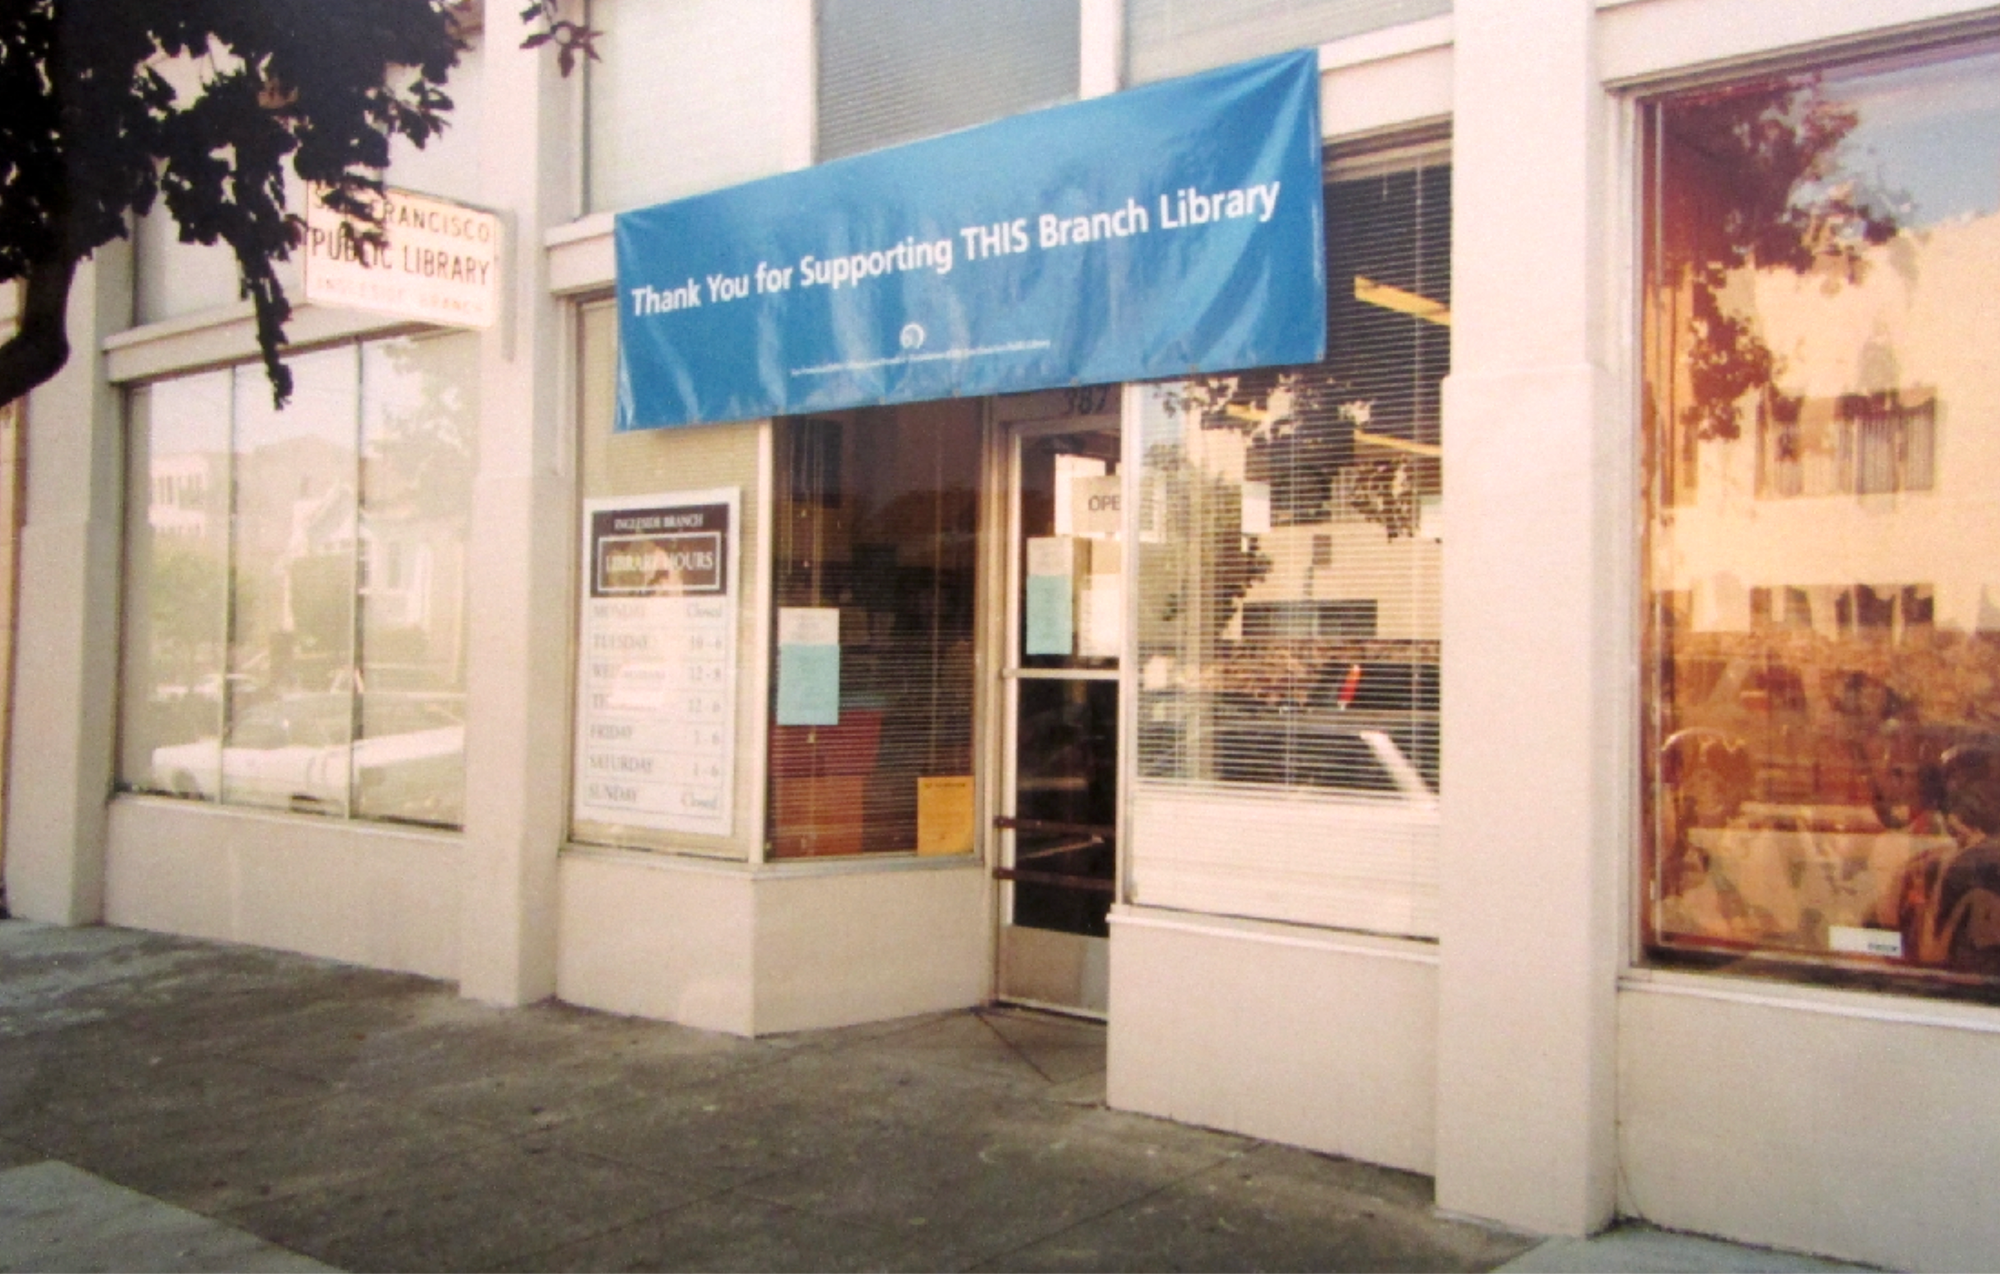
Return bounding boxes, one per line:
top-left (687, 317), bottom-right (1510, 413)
top-left (556, 850), bottom-right (758, 1034)
top-left (6, 252), bottom-right (128, 925)
top-left (1619, 983), bottom-right (2000, 1272)
top-left (1320, 41), bottom-right (1452, 140)
top-left (0, 397), bottom-right (20, 884)
top-left (556, 851), bottom-right (987, 1037)
top-left (1107, 908), bottom-right (1439, 1174)
top-left (751, 864), bottom-right (989, 1034)
top-left (104, 798), bottom-right (462, 980)
top-left (1598, 0), bottom-right (2000, 85)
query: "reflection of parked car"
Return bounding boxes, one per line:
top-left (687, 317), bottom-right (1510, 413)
top-left (150, 693), bottom-right (464, 825)
top-left (1213, 704), bottom-right (1437, 802)
top-left (1674, 654), bottom-right (1987, 824)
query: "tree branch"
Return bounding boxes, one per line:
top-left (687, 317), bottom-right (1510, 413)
top-left (0, 256), bottom-right (78, 409)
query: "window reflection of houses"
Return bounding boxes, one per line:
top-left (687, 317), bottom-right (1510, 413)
top-left (147, 452), bottom-right (228, 543)
top-left (1665, 211), bottom-right (2000, 638)
top-left (1757, 389), bottom-right (1938, 497)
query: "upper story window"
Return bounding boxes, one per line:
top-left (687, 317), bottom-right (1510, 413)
top-left (815, 0), bottom-right (1079, 161)
top-left (1641, 39), bottom-right (2000, 994)
top-left (1126, 0), bottom-right (1448, 84)
top-left (585, 0), bottom-right (800, 213)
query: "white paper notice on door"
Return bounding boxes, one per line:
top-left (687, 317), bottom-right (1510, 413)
top-left (1077, 575), bottom-right (1124, 659)
top-left (1240, 480), bottom-right (1272, 534)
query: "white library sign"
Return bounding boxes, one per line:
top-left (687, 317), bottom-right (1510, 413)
top-left (572, 489), bottom-right (740, 838)
top-left (302, 185), bottom-right (500, 329)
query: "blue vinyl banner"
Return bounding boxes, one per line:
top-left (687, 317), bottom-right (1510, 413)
top-left (614, 50), bottom-right (1324, 430)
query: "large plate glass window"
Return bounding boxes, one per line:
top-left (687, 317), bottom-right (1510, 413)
top-left (119, 333), bottom-right (477, 826)
top-left (767, 404), bottom-right (980, 858)
top-left (1132, 150), bottom-right (1447, 937)
top-left (1640, 41), bottom-right (2000, 992)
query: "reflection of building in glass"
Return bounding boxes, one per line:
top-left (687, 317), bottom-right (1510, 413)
top-left (117, 334), bottom-right (476, 827)
top-left (1644, 47), bottom-right (2000, 996)
top-left (1661, 212), bottom-right (2000, 639)
top-left (146, 452), bottom-right (227, 541)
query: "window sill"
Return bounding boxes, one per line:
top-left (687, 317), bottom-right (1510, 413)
top-left (560, 840), bottom-right (985, 881)
top-left (103, 302), bottom-right (425, 385)
top-left (1621, 962), bottom-right (2000, 1036)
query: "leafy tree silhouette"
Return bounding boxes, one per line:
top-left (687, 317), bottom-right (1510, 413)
top-left (1650, 75), bottom-right (1904, 443)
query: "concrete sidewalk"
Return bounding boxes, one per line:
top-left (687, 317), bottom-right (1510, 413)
top-left (0, 920), bottom-right (1871, 1272)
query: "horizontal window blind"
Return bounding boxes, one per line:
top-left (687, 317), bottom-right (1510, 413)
top-left (1133, 157), bottom-right (1449, 938)
top-left (816, 0), bottom-right (1079, 161)
top-left (586, 0), bottom-right (798, 212)
top-left (768, 403), bottom-right (981, 857)
top-left (1126, 0), bottom-right (1449, 84)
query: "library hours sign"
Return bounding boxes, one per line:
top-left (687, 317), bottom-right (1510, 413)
top-left (572, 490), bottom-right (740, 837)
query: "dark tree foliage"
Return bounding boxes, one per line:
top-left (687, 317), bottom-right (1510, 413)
top-left (517, 0), bottom-right (600, 76)
top-left (1654, 78), bottom-right (1903, 441)
top-left (0, 0), bottom-right (465, 409)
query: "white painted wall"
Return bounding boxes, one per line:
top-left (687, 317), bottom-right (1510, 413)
top-left (1433, 0), bottom-right (1623, 1237)
top-left (1620, 978), bottom-right (2000, 1272)
top-left (1108, 907), bottom-right (1439, 1174)
top-left (104, 797), bottom-right (461, 979)
top-left (557, 850), bottom-right (758, 1033)
top-left (5, 250), bottom-right (129, 926)
top-left (453, 0), bottom-right (577, 1007)
top-left (751, 862), bottom-right (990, 1033)
top-left (557, 849), bottom-right (990, 1036)
top-left (1318, 19), bottom-right (1451, 139)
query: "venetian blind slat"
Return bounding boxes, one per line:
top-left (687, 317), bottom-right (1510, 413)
top-left (1131, 157), bottom-right (1449, 939)
top-left (1126, 0), bottom-right (1450, 84)
top-left (816, 0), bottom-right (1080, 161)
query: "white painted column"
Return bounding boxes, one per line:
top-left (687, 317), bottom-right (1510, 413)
top-left (1079, 0), bottom-right (1124, 99)
top-left (456, 2), bottom-right (577, 1003)
top-left (1434, 0), bottom-right (1625, 1236)
top-left (777, 0), bottom-right (816, 171)
top-left (4, 249), bottom-right (130, 923)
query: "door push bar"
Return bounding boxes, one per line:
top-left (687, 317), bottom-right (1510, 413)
top-left (992, 815), bottom-right (1115, 892)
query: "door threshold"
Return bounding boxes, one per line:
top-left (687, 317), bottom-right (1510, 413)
top-left (989, 996), bottom-right (1108, 1024)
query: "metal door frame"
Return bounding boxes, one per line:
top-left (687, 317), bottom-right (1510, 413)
top-left (983, 397), bottom-right (1124, 1016)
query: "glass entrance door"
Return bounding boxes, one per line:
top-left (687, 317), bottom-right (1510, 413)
top-left (995, 417), bottom-right (1122, 1014)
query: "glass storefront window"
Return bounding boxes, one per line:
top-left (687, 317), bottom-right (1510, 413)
top-left (1138, 162), bottom-right (1447, 799)
top-left (120, 333), bottom-right (476, 828)
top-left (1641, 43), bottom-right (2000, 991)
top-left (226, 347), bottom-right (360, 814)
top-left (357, 337), bottom-right (477, 824)
top-left (1127, 157), bottom-right (1446, 940)
top-left (768, 404), bottom-right (981, 858)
